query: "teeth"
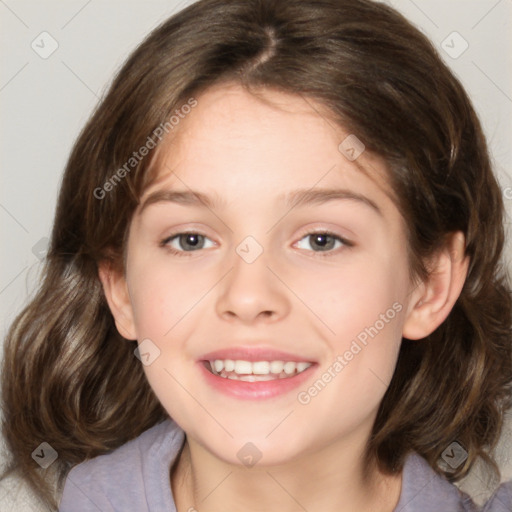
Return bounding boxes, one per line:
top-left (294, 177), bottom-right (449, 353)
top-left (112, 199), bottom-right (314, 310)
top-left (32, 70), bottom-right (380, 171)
top-left (208, 359), bottom-right (312, 380)
top-left (252, 361), bottom-right (270, 374)
top-left (234, 360), bottom-right (252, 374)
top-left (297, 362), bottom-right (310, 372)
top-left (283, 362), bottom-right (296, 375)
top-left (270, 361), bottom-right (284, 373)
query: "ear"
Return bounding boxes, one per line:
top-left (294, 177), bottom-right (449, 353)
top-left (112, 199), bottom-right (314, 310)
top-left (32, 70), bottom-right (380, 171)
top-left (98, 261), bottom-right (137, 340)
top-left (402, 231), bottom-right (469, 340)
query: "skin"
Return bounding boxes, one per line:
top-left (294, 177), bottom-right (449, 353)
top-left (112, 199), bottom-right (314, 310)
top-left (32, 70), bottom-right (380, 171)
top-left (100, 83), bottom-right (469, 512)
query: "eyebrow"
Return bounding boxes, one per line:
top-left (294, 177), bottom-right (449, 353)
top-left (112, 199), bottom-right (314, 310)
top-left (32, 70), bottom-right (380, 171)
top-left (139, 187), bottom-right (382, 216)
top-left (281, 188), bottom-right (382, 216)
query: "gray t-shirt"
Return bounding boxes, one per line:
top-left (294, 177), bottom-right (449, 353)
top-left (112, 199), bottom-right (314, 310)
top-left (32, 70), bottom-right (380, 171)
top-left (59, 418), bottom-right (512, 511)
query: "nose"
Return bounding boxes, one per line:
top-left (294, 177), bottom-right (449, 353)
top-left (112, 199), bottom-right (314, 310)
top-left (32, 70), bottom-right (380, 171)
top-left (215, 244), bottom-right (290, 325)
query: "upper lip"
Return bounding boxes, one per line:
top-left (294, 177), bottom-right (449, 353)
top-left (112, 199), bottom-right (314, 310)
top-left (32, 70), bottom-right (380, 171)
top-left (200, 346), bottom-right (316, 363)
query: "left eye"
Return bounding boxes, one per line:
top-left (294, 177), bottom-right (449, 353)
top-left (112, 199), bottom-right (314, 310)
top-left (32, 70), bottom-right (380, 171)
top-left (295, 232), bottom-right (348, 253)
top-left (162, 233), bottom-right (215, 253)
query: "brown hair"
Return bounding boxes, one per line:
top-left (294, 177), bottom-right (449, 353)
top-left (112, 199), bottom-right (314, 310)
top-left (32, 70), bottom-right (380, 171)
top-left (2, 0), bottom-right (511, 509)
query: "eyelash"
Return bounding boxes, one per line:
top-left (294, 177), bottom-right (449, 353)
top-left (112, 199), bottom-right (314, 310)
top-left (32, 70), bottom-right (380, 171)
top-left (160, 229), bottom-right (354, 258)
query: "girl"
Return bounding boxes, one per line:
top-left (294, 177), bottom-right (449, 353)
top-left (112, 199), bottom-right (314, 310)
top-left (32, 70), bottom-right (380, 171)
top-left (1, 0), bottom-right (511, 510)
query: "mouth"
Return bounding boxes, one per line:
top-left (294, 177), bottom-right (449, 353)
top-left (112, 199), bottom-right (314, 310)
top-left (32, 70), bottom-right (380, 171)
top-left (197, 347), bottom-right (318, 399)
top-left (203, 359), bottom-right (313, 381)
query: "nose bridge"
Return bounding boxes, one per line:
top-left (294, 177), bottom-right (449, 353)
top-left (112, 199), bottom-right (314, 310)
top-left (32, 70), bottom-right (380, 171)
top-left (214, 233), bottom-right (289, 322)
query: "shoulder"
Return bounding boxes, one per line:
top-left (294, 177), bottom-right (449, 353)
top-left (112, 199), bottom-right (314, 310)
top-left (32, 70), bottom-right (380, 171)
top-left (58, 418), bottom-right (185, 512)
top-left (396, 452), bottom-right (478, 511)
top-left (481, 480), bottom-right (512, 511)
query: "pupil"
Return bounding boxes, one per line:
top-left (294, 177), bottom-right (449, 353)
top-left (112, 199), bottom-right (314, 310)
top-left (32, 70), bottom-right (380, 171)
top-left (182, 234), bottom-right (201, 250)
top-left (312, 234), bottom-right (333, 251)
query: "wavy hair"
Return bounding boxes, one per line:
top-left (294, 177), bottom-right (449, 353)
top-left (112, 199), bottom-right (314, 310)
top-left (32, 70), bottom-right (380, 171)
top-left (1, 0), bottom-right (511, 509)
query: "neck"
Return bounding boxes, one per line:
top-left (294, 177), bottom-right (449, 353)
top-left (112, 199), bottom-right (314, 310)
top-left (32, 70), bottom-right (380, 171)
top-left (171, 433), bottom-right (402, 512)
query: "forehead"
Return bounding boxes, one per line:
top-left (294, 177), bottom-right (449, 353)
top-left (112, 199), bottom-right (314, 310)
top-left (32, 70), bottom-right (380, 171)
top-left (141, 83), bottom-right (398, 215)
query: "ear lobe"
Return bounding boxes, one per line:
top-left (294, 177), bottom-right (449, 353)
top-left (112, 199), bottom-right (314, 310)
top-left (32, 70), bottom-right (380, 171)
top-left (98, 261), bottom-right (137, 340)
top-left (402, 231), bottom-right (469, 340)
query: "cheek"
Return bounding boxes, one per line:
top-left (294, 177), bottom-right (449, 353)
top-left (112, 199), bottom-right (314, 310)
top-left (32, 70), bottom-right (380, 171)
top-left (127, 257), bottom-right (209, 340)
top-left (127, 260), bottom-right (202, 412)
top-left (296, 250), bottom-right (407, 392)
top-left (294, 250), bottom-right (406, 343)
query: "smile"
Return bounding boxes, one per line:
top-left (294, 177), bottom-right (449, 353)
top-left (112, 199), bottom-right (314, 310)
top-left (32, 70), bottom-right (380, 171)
top-left (206, 359), bottom-right (313, 381)
top-left (198, 346), bottom-right (318, 399)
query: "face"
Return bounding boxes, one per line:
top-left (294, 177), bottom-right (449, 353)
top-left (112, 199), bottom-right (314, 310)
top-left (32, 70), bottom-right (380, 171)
top-left (115, 83), bottom-right (418, 466)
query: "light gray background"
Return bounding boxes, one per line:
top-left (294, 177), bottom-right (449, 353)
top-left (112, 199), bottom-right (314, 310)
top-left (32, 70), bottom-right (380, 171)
top-left (1, 0), bottom-right (511, 510)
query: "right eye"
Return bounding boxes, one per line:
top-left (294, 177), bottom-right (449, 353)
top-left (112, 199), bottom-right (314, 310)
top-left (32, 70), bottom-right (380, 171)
top-left (160, 232), bottom-right (216, 256)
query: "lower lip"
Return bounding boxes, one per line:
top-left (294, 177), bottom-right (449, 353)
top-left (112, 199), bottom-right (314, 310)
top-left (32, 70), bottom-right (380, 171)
top-left (197, 361), bottom-right (317, 400)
